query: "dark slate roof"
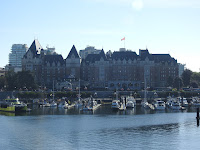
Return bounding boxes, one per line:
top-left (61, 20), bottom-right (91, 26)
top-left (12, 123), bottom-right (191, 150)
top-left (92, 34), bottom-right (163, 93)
top-left (66, 45), bottom-right (80, 59)
top-left (29, 39), bottom-right (43, 54)
top-left (43, 55), bottom-right (65, 65)
top-left (152, 54), bottom-right (177, 63)
top-left (139, 49), bottom-right (177, 63)
top-left (99, 49), bottom-right (107, 60)
top-left (23, 39), bottom-right (43, 58)
top-left (139, 49), bottom-right (151, 60)
top-left (85, 49), bottom-right (108, 63)
top-left (111, 51), bottom-right (138, 60)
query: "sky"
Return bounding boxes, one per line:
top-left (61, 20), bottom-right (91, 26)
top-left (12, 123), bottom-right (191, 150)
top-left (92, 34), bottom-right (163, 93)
top-left (0, 0), bottom-right (200, 71)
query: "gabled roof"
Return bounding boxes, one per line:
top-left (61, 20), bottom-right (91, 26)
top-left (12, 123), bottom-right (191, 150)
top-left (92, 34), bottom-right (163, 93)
top-left (139, 49), bottom-right (151, 61)
top-left (23, 39), bottom-right (43, 58)
top-left (84, 49), bottom-right (108, 63)
top-left (44, 55), bottom-right (65, 65)
top-left (66, 45), bottom-right (80, 59)
top-left (99, 49), bottom-right (107, 60)
top-left (29, 39), bottom-right (43, 54)
top-left (111, 51), bottom-right (138, 61)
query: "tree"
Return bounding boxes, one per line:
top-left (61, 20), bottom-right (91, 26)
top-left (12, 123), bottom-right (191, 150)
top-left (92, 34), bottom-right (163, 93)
top-left (173, 77), bottom-right (183, 90)
top-left (5, 71), bottom-right (38, 91)
top-left (167, 76), bottom-right (174, 87)
top-left (15, 71), bottom-right (38, 90)
top-left (191, 72), bottom-right (200, 86)
top-left (5, 71), bottom-right (17, 90)
top-left (0, 76), bottom-right (6, 90)
top-left (181, 69), bottom-right (192, 87)
top-left (190, 81), bottom-right (198, 88)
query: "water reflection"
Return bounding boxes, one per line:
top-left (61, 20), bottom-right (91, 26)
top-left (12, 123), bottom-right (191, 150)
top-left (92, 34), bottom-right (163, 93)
top-left (0, 111), bottom-right (15, 116)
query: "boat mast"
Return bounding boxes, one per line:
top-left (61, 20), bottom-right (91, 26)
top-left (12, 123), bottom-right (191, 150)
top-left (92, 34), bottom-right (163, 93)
top-left (116, 88), bottom-right (118, 100)
top-left (78, 78), bottom-right (80, 101)
top-left (53, 80), bottom-right (55, 101)
top-left (144, 75), bottom-right (147, 102)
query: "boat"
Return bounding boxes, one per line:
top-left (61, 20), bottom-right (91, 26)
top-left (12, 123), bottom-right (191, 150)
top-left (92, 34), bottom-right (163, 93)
top-left (119, 101), bottom-right (126, 111)
top-left (168, 100), bottom-right (181, 110)
top-left (178, 97), bottom-right (188, 107)
top-left (191, 97), bottom-right (200, 107)
top-left (58, 101), bottom-right (69, 109)
top-left (82, 98), bottom-right (101, 111)
top-left (111, 100), bottom-right (120, 110)
top-left (141, 101), bottom-right (150, 109)
top-left (126, 100), bottom-right (135, 108)
top-left (0, 98), bottom-right (27, 112)
top-left (154, 99), bottom-right (165, 110)
top-left (126, 93), bottom-right (136, 108)
top-left (141, 76), bottom-right (153, 109)
top-left (170, 101), bottom-right (181, 110)
top-left (44, 102), bottom-right (51, 107)
top-left (111, 89), bottom-right (120, 110)
top-left (75, 79), bottom-right (83, 107)
top-left (50, 101), bottom-right (57, 107)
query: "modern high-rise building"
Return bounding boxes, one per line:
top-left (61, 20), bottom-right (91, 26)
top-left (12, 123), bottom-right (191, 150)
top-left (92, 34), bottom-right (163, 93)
top-left (9, 44), bottom-right (28, 72)
top-left (178, 63), bottom-right (185, 77)
top-left (79, 46), bottom-right (101, 59)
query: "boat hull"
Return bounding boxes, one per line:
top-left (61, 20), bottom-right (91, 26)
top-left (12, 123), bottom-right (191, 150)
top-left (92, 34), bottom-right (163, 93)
top-left (0, 105), bottom-right (27, 112)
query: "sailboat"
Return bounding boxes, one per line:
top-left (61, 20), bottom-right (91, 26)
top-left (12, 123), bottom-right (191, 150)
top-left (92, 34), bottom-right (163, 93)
top-left (111, 89), bottom-right (120, 110)
top-left (126, 92), bottom-right (136, 108)
top-left (75, 79), bottom-right (82, 107)
top-left (141, 76), bottom-right (150, 109)
top-left (50, 80), bottom-right (57, 107)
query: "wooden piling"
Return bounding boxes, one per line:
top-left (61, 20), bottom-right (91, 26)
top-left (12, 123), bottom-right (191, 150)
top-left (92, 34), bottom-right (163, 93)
top-left (196, 108), bottom-right (199, 126)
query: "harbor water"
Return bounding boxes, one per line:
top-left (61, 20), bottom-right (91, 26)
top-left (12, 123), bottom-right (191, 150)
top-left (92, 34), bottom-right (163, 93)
top-left (0, 105), bottom-right (200, 150)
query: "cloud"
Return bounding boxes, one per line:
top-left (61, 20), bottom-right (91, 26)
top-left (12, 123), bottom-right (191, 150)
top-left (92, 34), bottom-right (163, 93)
top-left (144, 0), bottom-right (200, 8)
top-left (132, 0), bottom-right (144, 10)
top-left (85, 0), bottom-right (200, 9)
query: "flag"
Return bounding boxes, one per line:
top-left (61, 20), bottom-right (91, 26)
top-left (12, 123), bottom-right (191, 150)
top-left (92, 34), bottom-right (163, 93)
top-left (121, 37), bottom-right (125, 41)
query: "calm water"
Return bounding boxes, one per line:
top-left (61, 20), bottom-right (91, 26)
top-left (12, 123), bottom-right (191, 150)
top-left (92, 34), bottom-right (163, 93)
top-left (0, 105), bottom-right (199, 150)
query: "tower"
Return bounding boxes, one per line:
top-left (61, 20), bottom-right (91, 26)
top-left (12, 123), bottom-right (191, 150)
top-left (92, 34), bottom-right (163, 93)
top-left (65, 45), bottom-right (81, 80)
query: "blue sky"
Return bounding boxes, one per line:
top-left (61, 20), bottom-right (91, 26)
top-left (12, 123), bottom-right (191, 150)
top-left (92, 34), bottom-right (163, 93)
top-left (0, 0), bottom-right (200, 71)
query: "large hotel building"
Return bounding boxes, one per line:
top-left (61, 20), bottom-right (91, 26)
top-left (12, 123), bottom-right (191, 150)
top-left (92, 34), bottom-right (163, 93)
top-left (22, 40), bottom-right (180, 90)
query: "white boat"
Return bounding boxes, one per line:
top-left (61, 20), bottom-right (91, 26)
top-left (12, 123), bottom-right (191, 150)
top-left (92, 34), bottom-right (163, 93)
top-left (191, 97), bottom-right (200, 107)
top-left (75, 79), bottom-right (83, 107)
top-left (111, 89), bottom-right (120, 110)
top-left (126, 100), bottom-right (135, 108)
top-left (50, 101), bottom-right (57, 107)
top-left (126, 94), bottom-right (136, 108)
top-left (44, 103), bottom-right (51, 107)
top-left (166, 97), bottom-right (175, 107)
top-left (119, 102), bottom-right (126, 111)
top-left (141, 101), bottom-right (150, 109)
top-left (180, 97), bottom-right (188, 107)
top-left (82, 99), bottom-right (101, 111)
top-left (58, 101), bottom-right (68, 108)
top-left (111, 100), bottom-right (120, 110)
top-left (154, 100), bottom-right (165, 110)
top-left (169, 101), bottom-right (181, 110)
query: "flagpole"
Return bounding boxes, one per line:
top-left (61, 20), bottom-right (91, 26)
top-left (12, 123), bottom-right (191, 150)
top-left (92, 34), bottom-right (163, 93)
top-left (124, 38), bottom-right (125, 49)
top-left (121, 37), bottom-right (125, 49)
